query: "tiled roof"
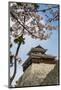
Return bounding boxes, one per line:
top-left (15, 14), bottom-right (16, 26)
top-left (30, 53), bottom-right (56, 59)
top-left (28, 45), bottom-right (47, 55)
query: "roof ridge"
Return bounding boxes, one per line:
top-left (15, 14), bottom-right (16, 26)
top-left (35, 45), bottom-right (45, 49)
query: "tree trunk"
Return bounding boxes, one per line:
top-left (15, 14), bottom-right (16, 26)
top-left (10, 43), bottom-right (21, 86)
top-left (9, 8), bottom-right (25, 87)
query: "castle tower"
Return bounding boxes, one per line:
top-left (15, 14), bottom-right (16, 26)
top-left (22, 45), bottom-right (56, 72)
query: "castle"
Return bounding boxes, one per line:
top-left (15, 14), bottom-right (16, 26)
top-left (22, 45), bottom-right (57, 72)
top-left (16, 45), bottom-right (58, 87)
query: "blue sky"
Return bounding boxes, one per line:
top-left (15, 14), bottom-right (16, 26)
top-left (11, 29), bottom-right (58, 61)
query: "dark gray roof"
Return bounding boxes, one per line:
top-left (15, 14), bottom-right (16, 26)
top-left (22, 57), bottom-right (31, 66)
top-left (22, 53), bottom-right (56, 67)
top-left (35, 45), bottom-right (45, 49)
top-left (30, 53), bottom-right (56, 59)
top-left (28, 45), bottom-right (47, 55)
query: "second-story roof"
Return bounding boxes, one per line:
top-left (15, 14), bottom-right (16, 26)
top-left (28, 45), bottom-right (47, 55)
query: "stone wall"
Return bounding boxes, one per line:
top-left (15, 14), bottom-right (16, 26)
top-left (16, 62), bottom-right (58, 87)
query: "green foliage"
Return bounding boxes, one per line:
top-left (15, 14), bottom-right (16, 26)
top-left (14, 34), bottom-right (25, 44)
top-left (16, 2), bottom-right (39, 9)
top-left (33, 3), bottom-right (39, 9)
top-left (16, 2), bottom-right (23, 6)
